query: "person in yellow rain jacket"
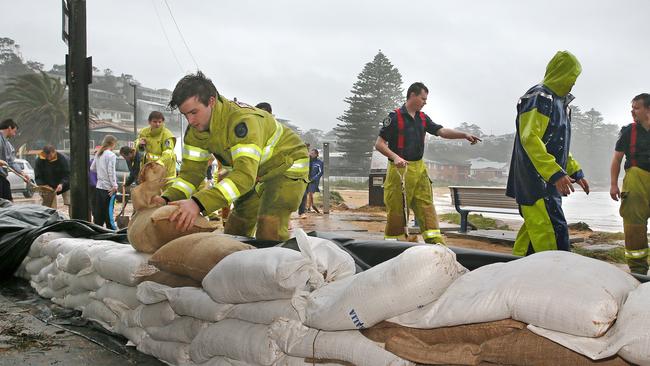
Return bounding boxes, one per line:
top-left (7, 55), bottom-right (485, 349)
top-left (506, 51), bottom-right (590, 256)
top-left (153, 71), bottom-right (308, 241)
top-left (610, 93), bottom-right (650, 274)
top-left (136, 111), bottom-right (177, 179)
top-left (375, 82), bottom-right (481, 244)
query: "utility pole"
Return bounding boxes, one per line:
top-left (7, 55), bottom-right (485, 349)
top-left (63, 0), bottom-right (92, 220)
top-left (129, 81), bottom-right (137, 137)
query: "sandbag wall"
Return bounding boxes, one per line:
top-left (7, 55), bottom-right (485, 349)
top-left (14, 229), bottom-right (650, 366)
top-left (15, 229), bottom-right (420, 365)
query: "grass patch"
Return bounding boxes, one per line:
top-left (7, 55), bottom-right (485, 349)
top-left (313, 191), bottom-right (345, 205)
top-left (587, 231), bottom-right (625, 243)
top-left (439, 212), bottom-right (510, 230)
top-left (572, 246), bottom-right (626, 263)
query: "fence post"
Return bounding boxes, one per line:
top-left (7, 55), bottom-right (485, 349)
top-left (323, 142), bottom-right (330, 215)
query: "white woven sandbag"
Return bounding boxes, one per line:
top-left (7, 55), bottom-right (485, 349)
top-left (29, 232), bottom-right (72, 258)
top-left (52, 291), bottom-right (92, 311)
top-left (113, 322), bottom-right (147, 346)
top-left (30, 280), bottom-right (68, 299)
top-left (296, 245), bottom-right (465, 330)
top-left (121, 301), bottom-right (177, 328)
top-left (137, 336), bottom-right (192, 366)
top-left (41, 237), bottom-right (91, 259)
top-left (82, 299), bottom-right (119, 330)
top-left (146, 316), bottom-right (208, 344)
top-left (196, 357), bottom-right (254, 366)
top-left (47, 272), bottom-right (73, 291)
top-left (294, 229), bottom-right (356, 283)
top-left (67, 272), bottom-right (106, 293)
top-left (197, 355), bottom-right (342, 366)
top-left (190, 319), bottom-right (284, 365)
top-left (529, 281), bottom-right (650, 365)
top-left (202, 247), bottom-right (321, 304)
top-left (136, 281), bottom-right (171, 304)
top-left (164, 287), bottom-right (233, 322)
top-left (25, 256), bottom-right (53, 275)
top-left (91, 245), bottom-right (156, 286)
top-left (270, 318), bottom-right (413, 366)
top-left (14, 256), bottom-right (31, 280)
top-left (92, 281), bottom-right (140, 309)
top-left (33, 261), bottom-right (60, 283)
top-left (390, 251), bottom-right (639, 337)
top-left (226, 299), bottom-right (300, 325)
top-left (55, 241), bottom-right (118, 274)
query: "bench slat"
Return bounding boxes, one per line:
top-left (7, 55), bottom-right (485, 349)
top-left (449, 186), bottom-right (519, 210)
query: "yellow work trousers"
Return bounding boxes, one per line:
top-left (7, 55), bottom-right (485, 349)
top-left (224, 175), bottom-right (306, 241)
top-left (620, 167), bottom-right (650, 274)
top-left (383, 160), bottom-right (443, 244)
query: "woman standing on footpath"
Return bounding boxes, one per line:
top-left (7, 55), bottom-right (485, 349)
top-left (90, 135), bottom-right (118, 229)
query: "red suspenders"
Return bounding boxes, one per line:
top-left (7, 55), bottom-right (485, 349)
top-left (630, 122), bottom-right (638, 167)
top-left (394, 109), bottom-right (427, 158)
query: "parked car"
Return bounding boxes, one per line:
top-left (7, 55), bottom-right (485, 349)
top-left (7, 158), bottom-right (36, 198)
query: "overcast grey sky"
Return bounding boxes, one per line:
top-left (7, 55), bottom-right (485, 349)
top-left (3, 0), bottom-right (648, 134)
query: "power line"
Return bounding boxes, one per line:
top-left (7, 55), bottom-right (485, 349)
top-left (151, 0), bottom-right (185, 73)
top-left (163, 0), bottom-right (200, 71)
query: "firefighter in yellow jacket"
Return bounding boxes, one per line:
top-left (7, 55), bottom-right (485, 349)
top-left (136, 111), bottom-right (177, 179)
top-left (154, 72), bottom-right (308, 241)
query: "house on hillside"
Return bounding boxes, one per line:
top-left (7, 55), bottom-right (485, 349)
top-left (468, 157), bottom-right (508, 183)
top-left (87, 120), bottom-right (136, 150)
top-left (425, 158), bottom-right (471, 182)
top-left (90, 88), bottom-right (134, 126)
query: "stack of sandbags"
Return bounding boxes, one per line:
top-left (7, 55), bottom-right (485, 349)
top-left (18, 232), bottom-right (76, 288)
top-left (389, 251), bottom-right (639, 338)
top-left (17, 233), bottom-right (160, 332)
top-left (25, 236), bottom-right (111, 303)
top-left (182, 229), bottom-right (367, 365)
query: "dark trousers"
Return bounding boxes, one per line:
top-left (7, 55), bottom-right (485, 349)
top-left (298, 189), bottom-right (308, 215)
top-left (0, 176), bottom-right (12, 201)
top-left (93, 188), bottom-right (116, 229)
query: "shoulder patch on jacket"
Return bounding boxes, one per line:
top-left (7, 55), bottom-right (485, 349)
top-left (382, 113), bottom-right (395, 127)
top-left (234, 122), bottom-right (248, 138)
top-left (234, 100), bottom-right (254, 109)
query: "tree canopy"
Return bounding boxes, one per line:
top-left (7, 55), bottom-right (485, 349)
top-left (334, 51), bottom-right (403, 174)
top-left (0, 72), bottom-right (69, 149)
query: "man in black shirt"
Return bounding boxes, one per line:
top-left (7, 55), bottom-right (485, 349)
top-left (610, 93), bottom-right (650, 274)
top-left (34, 145), bottom-right (70, 208)
top-left (375, 82), bottom-right (481, 243)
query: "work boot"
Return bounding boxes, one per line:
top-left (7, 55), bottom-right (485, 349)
top-left (624, 223), bottom-right (649, 275)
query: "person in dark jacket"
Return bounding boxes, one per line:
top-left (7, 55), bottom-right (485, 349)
top-left (119, 146), bottom-right (141, 187)
top-left (506, 51), bottom-right (589, 256)
top-left (34, 145), bottom-right (70, 209)
top-left (305, 148), bottom-right (324, 212)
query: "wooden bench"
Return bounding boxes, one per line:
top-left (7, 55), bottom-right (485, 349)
top-left (448, 186), bottom-right (519, 233)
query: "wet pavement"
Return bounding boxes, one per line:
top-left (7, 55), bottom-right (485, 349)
top-left (0, 278), bottom-right (163, 366)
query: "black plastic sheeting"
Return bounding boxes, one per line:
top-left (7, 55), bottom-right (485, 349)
top-left (0, 199), bottom-right (128, 281)
top-left (1, 199), bottom-right (648, 283)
